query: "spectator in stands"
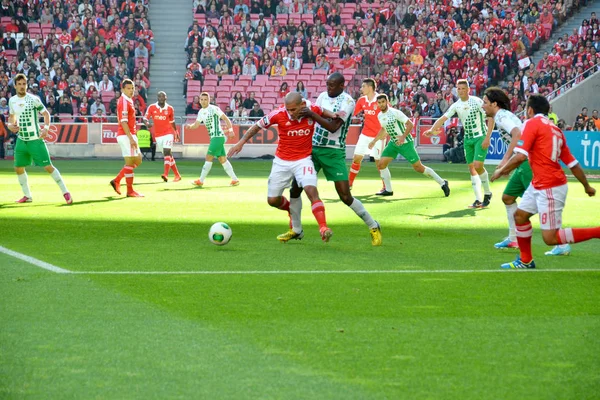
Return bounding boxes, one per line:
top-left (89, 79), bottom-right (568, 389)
top-left (295, 81), bottom-right (307, 98)
top-left (573, 116), bottom-right (586, 130)
top-left (0, 97), bottom-right (8, 119)
top-left (242, 57), bottom-right (257, 78)
top-left (215, 58), bottom-right (229, 78)
top-left (314, 55), bottom-right (330, 72)
top-left (592, 110), bottom-right (600, 130)
top-left (206, 3), bottom-right (220, 19)
top-left (231, 60), bottom-right (242, 77)
top-left (249, 103), bottom-right (264, 118)
top-left (135, 41), bottom-right (149, 60)
top-left (3, 32), bottom-right (16, 50)
top-left (285, 53), bottom-right (301, 71)
top-left (225, 106), bottom-right (234, 117)
top-left (109, 90), bottom-right (121, 115)
top-left (92, 108), bottom-right (108, 123)
top-left (242, 92), bottom-right (258, 110)
top-left (186, 96), bottom-right (201, 115)
top-left (203, 30), bottom-right (219, 49)
top-left (577, 107), bottom-right (589, 121)
top-left (58, 94), bottom-right (73, 115)
top-left (424, 97), bottom-right (442, 119)
top-left (234, 0), bottom-right (249, 15)
top-left (278, 82), bottom-right (290, 98)
top-left (584, 118), bottom-right (598, 131)
top-left (230, 92), bottom-right (244, 114)
top-left (270, 59), bottom-right (287, 77)
top-left (99, 74), bottom-right (114, 93)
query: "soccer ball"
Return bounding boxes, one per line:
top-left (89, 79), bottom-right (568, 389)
top-left (209, 222), bottom-right (232, 246)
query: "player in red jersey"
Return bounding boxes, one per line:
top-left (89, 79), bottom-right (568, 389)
top-left (110, 79), bottom-right (144, 197)
top-left (491, 95), bottom-right (600, 269)
top-left (144, 91), bottom-right (181, 182)
top-left (228, 92), bottom-right (340, 242)
top-left (349, 78), bottom-right (383, 190)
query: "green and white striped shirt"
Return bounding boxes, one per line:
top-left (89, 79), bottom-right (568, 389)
top-left (494, 109), bottom-right (523, 145)
top-left (8, 93), bottom-right (47, 141)
top-left (378, 107), bottom-right (412, 143)
top-left (196, 104), bottom-right (225, 138)
top-left (443, 96), bottom-right (487, 139)
top-left (313, 91), bottom-right (355, 149)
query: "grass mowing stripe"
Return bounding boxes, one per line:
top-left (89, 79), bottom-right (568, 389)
top-left (0, 245), bottom-right (70, 273)
top-left (68, 268), bottom-right (600, 275)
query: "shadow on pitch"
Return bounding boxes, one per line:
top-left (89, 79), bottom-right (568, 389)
top-left (327, 195), bottom-right (436, 204)
top-left (409, 208), bottom-right (480, 220)
top-left (57, 196), bottom-right (128, 207)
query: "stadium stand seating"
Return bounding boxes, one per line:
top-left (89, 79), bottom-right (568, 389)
top-left (0, 0), bottom-right (154, 121)
top-left (185, 0), bottom-right (596, 120)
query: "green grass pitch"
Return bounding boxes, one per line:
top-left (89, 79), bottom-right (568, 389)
top-left (1, 158), bottom-right (599, 399)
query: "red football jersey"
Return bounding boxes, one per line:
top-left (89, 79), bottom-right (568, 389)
top-left (354, 95), bottom-right (381, 137)
top-left (145, 103), bottom-right (175, 137)
top-left (258, 104), bottom-right (323, 161)
top-left (117, 94), bottom-right (137, 136)
top-left (516, 114), bottom-right (578, 190)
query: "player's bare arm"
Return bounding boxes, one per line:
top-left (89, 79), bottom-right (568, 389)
top-left (482, 117), bottom-right (494, 150)
top-left (569, 164), bottom-right (596, 197)
top-left (299, 107), bottom-right (342, 133)
top-left (491, 152), bottom-right (526, 182)
top-left (397, 119), bottom-right (414, 145)
top-left (171, 121), bottom-right (179, 141)
top-left (424, 115), bottom-right (448, 136)
top-left (185, 120), bottom-right (201, 130)
top-left (220, 114), bottom-right (235, 137)
top-left (227, 123), bottom-right (261, 157)
top-left (368, 128), bottom-right (388, 149)
top-left (497, 127), bottom-right (521, 169)
top-left (40, 110), bottom-right (51, 139)
top-left (7, 113), bottom-right (19, 133)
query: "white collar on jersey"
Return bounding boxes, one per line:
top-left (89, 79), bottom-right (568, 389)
top-left (154, 102), bottom-right (169, 111)
top-left (121, 93), bottom-right (133, 102)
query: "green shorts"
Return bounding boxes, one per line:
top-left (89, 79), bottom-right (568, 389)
top-left (464, 136), bottom-right (488, 164)
top-left (503, 160), bottom-right (533, 199)
top-left (381, 140), bottom-right (420, 164)
top-left (312, 146), bottom-right (348, 181)
top-left (14, 138), bottom-right (52, 168)
top-left (207, 137), bottom-right (226, 157)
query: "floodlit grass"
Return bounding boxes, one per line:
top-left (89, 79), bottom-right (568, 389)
top-left (1, 158), bottom-right (599, 399)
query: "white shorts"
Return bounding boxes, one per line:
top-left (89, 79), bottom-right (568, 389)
top-left (156, 134), bottom-right (174, 152)
top-left (267, 156), bottom-right (318, 197)
top-left (519, 183), bottom-right (568, 230)
top-left (117, 135), bottom-right (141, 158)
top-left (354, 133), bottom-right (384, 160)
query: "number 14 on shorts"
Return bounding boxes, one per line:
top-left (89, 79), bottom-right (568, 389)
top-left (303, 166), bottom-right (315, 175)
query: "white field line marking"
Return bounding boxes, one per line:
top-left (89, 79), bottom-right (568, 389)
top-left (0, 245), bottom-right (71, 274)
top-left (68, 269), bottom-right (600, 275)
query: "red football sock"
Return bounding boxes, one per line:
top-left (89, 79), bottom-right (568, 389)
top-left (171, 158), bottom-right (180, 177)
top-left (163, 156), bottom-right (171, 176)
top-left (115, 166), bottom-right (128, 184)
top-left (311, 200), bottom-right (327, 229)
top-left (278, 196), bottom-right (290, 212)
top-left (516, 222), bottom-right (533, 263)
top-left (556, 227), bottom-right (600, 244)
top-left (124, 166), bottom-right (134, 192)
top-left (349, 162), bottom-right (361, 186)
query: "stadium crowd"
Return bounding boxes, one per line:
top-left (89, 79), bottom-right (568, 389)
top-left (0, 0), bottom-right (154, 123)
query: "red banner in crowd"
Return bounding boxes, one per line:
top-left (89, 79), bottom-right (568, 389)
top-left (44, 124), bottom-right (88, 144)
top-left (182, 124), bottom-right (362, 145)
top-left (416, 119), bottom-right (446, 146)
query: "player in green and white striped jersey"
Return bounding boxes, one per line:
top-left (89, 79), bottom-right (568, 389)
top-left (424, 80), bottom-right (495, 209)
top-left (292, 72), bottom-right (382, 246)
top-left (483, 87), bottom-right (572, 256)
top-left (368, 94), bottom-right (449, 197)
top-left (8, 73), bottom-right (72, 204)
top-left (185, 92), bottom-right (239, 187)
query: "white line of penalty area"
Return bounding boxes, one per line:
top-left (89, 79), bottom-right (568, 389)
top-left (1, 247), bottom-right (599, 275)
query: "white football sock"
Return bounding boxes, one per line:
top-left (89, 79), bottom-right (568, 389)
top-left (50, 168), bottom-right (69, 194)
top-left (479, 170), bottom-right (491, 194)
top-left (222, 160), bottom-right (238, 180)
top-left (289, 196), bottom-right (303, 233)
top-left (471, 175), bottom-right (483, 202)
top-left (349, 198), bottom-right (377, 229)
top-left (18, 172), bottom-right (32, 198)
top-left (379, 168), bottom-right (393, 192)
top-left (423, 166), bottom-right (445, 185)
top-left (199, 161), bottom-right (213, 182)
top-left (505, 202), bottom-right (518, 242)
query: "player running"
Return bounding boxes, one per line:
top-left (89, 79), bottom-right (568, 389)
top-left (185, 92), bottom-right (239, 187)
top-left (290, 72), bottom-right (382, 246)
top-left (491, 94), bottom-right (600, 269)
top-left (349, 78), bottom-right (383, 190)
top-left (424, 79), bottom-right (495, 208)
top-left (482, 87), bottom-right (572, 256)
top-left (228, 92), bottom-right (335, 242)
top-left (8, 73), bottom-right (72, 204)
top-left (368, 94), bottom-right (450, 197)
top-left (144, 91), bottom-right (181, 182)
top-left (110, 79), bottom-right (143, 197)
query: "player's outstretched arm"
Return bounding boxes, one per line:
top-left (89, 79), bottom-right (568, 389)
top-left (569, 164), bottom-right (596, 197)
top-left (424, 115), bottom-right (448, 136)
top-left (490, 153), bottom-right (526, 182)
top-left (227, 124), bottom-right (261, 157)
top-left (482, 117), bottom-right (495, 150)
top-left (185, 120), bottom-right (201, 130)
top-left (220, 114), bottom-right (235, 137)
top-left (498, 127), bottom-right (521, 169)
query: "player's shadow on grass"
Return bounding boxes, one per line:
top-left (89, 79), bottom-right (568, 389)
top-left (57, 196), bottom-right (128, 207)
top-left (160, 187), bottom-right (215, 192)
top-left (410, 208), bottom-right (479, 220)
top-left (332, 195), bottom-right (434, 204)
top-left (134, 182), bottom-right (165, 186)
